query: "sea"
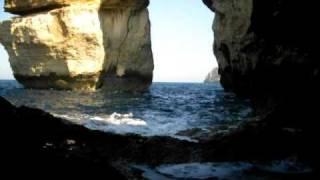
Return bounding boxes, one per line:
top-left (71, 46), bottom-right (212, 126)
top-left (1, 80), bottom-right (313, 178)
top-left (0, 80), bottom-right (252, 140)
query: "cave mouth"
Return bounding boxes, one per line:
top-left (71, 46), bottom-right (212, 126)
top-left (0, 0), bottom-right (254, 141)
top-left (1, 0), bottom-right (319, 178)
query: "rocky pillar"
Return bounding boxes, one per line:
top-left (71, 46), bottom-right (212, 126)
top-left (0, 0), bottom-right (153, 91)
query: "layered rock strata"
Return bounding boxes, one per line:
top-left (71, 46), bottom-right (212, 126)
top-left (0, 0), bottom-right (153, 91)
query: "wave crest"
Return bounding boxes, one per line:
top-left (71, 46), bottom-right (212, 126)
top-left (90, 112), bottom-right (147, 126)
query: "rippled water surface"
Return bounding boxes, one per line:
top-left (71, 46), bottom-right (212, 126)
top-left (0, 80), bottom-right (252, 139)
top-left (133, 160), bottom-right (312, 180)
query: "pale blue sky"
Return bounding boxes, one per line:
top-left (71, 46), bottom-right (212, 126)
top-left (0, 0), bottom-right (216, 82)
top-left (0, 0), bottom-right (14, 80)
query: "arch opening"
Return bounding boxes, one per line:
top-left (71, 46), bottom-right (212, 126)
top-left (149, 0), bottom-right (217, 83)
top-left (0, 45), bottom-right (14, 80)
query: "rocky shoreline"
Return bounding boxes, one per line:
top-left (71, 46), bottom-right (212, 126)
top-left (1, 0), bottom-right (319, 178)
top-left (1, 96), bottom-right (317, 178)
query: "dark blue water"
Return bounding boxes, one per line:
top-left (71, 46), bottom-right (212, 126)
top-left (0, 80), bottom-right (252, 140)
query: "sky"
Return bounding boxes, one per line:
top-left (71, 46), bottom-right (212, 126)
top-left (0, 0), bottom-right (217, 82)
top-left (0, 0), bottom-right (14, 80)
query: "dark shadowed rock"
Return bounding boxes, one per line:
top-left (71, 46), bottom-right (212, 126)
top-left (0, 96), bottom-right (200, 177)
top-left (203, 0), bottom-right (319, 113)
top-left (203, 0), bottom-right (320, 175)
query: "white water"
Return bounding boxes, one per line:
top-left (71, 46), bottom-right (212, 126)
top-left (54, 112), bottom-right (199, 141)
top-left (1, 81), bottom-right (252, 141)
top-left (89, 113), bottom-right (147, 126)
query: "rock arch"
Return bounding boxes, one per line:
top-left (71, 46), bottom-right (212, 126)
top-left (1, 0), bottom-right (320, 173)
top-left (0, 0), bottom-right (153, 91)
top-left (1, 0), bottom-right (319, 112)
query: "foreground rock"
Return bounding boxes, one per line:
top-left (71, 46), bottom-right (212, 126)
top-left (203, 1), bottom-right (319, 165)
top-left (204, 67), bottom-right (220, 83)
top-left (0, 96), bottom-right (199, 177)
top-left (1, 96), bottom-right (317, 178)
top-left (203, 0), bottom-right (320, 175)
top-left (0, 0), bottom-right (153, 91)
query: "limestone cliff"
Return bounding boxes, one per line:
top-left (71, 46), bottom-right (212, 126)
top-left (203, 0), bottom-right (319, 110)
top-left (99, 2), bottom-right (153, 91)
top-left (0, 0), bottom-right (153, 91)
top-left (203, 0), bottom-right (319, 137)
top-left (204, 67), bottom-right (220, 83)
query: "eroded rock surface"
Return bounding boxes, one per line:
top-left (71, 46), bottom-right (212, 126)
top-left (99, 2), bottom-right (153, 91)
top-left (0, 0), bottom-right (153, 91)
top-left (203, 0), bottom-right (319, 170)
top-left (203, 0), bottom-right (319, 112)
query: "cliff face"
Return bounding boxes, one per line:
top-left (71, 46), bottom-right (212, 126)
top-left (204, 67), bottom-right (220, 83)
top-left (99, 2), bottom-right (153, 91)
top-left (203, 0), bottom-right (319, 115)
top-left (201, 1), bottom-right (319, 168)
top-left (0, 0), bottom-right (153, 91)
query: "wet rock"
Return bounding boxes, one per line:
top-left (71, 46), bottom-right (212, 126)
top-left (0, 96), bottom-right (201, 176)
